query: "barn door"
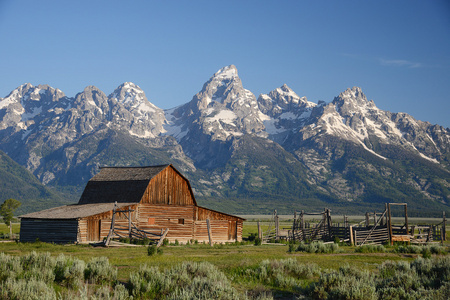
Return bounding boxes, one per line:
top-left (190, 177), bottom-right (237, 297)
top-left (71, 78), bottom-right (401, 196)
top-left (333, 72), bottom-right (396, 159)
top-left (228, 221), bottom-right (237, 241)
top-left (88, 219), bottom-right (101, 241)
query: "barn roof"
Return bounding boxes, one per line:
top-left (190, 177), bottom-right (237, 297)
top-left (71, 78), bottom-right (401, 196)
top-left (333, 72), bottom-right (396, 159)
top-left (77, 164), bottom-right (179, 205)
top-left (20, 202), bottom-right (135, 219)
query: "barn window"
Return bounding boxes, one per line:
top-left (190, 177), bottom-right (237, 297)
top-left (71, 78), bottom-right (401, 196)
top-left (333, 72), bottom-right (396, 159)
top-left (178, 219), bottom-right (185, 225)
top-left (148, 218), bottom-right (155, 225)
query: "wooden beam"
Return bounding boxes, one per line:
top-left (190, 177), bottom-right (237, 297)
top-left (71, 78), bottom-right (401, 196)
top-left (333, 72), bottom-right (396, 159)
top-left (257, 221), bottom-right (261, 240)
top-left (275, 214), bottom-right (279, 241)
top-left (156, 228), bottom-right (169, 248)
top-left (443, 211), bottom-right (446, 241)
top-left (404, 204), bottom-right (409, 236)
top-left (387, 203), bottom-right (393, 245)
top-left (349, 226), bottom-right (354, 246)
top-left (206, 219), bottom-right (213, 246)
top-left (128, 210), bottom-right (132, 239)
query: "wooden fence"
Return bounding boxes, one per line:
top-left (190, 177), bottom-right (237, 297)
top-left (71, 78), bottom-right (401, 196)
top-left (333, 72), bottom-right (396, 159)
top-left (266, 203), bottom-right (447, 246)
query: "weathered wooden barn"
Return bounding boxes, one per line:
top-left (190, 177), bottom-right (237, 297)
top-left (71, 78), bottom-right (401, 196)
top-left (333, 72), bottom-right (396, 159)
top-left (20, 165), bottom-right (244, 244)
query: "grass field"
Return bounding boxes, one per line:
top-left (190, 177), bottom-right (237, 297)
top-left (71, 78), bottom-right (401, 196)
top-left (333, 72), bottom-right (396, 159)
top-left (0, 218), bottom-right (450, 299)
top-left (1, 220), bottom-right (449, 298)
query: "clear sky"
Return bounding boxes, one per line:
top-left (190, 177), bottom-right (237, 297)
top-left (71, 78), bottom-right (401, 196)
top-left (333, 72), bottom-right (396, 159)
top-left (1, 0), bottom-right (449, 127)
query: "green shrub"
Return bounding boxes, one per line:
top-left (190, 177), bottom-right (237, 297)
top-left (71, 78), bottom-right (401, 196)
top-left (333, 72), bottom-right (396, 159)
top-left (128, 261), bottom-right (241, 299)
top-left (312, 265), bottom-right (377, 300)
top-left (84, 256), bottom-right (117, 284)
top-left (54, 254), bottom-right (85, 288)
top-left (355, 244), bottom-right (386, 253)
top-left (0, 278), bottom-right (57, 300)
top-left (295, 241), bottom-right (341, 253)
top-left (113, 283), bottom-right (131, 300)
top-left (254, 237), bottom-right (262, 246)
top-left (0, 253), bottom-right (21, 281)
top-left (147, 245), bottom-right (163, 256)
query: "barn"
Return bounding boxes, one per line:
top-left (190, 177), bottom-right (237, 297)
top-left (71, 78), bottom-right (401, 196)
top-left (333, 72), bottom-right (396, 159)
top-left (20, 164), bottom-right (244, 244)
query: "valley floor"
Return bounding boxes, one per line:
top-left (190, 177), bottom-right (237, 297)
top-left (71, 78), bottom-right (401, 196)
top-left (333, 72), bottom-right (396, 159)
top-left (1, 221), bottom-right (450, 299)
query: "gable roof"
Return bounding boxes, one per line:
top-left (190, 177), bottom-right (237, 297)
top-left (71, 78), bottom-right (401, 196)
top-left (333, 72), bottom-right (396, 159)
top-left (77, 164), bottom-right (169, 205)
top-left (20, 202), bottom-right (136, 219)
top-left (77, 164), bottom-right (198, 205)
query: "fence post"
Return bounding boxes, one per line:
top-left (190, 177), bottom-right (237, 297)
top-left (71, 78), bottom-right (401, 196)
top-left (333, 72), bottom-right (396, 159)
top-left (365, 212), bottom-right (369, 227)
top-left (349, 226), bottom-right (354, 246)
top-left (206, 219), bottom-right (213, 246)
top-left (385, 203), bottom-right (389, 228)
top-left (443, 211), bottom-right (446, 241)
top-left (292, 211), bottom-right (297, 242)
top-left (275, 215), bottom-right (279, 241)
top-left (327, 208), bottom-right (332, 240)
top-left (257, 221), bottom-right (262, 240)
top-left (404, 204), bottom-right (409, 236)
top-left (128, 210), bottom-right (132, 239)
top-left (373, 212), bottom-right (377, 227)
top-left (387, 203), bottom-right (393, 246)
top-left (301, 210), bottom-right (304, 229)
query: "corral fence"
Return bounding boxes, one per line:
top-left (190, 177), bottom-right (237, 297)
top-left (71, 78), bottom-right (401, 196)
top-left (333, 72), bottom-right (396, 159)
top-left (262, 203), bottom-right (447, 246)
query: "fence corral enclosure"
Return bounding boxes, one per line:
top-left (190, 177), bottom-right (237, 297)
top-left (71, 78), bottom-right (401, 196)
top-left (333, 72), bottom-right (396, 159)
top-left (261, 203), bottom-right (447, 246)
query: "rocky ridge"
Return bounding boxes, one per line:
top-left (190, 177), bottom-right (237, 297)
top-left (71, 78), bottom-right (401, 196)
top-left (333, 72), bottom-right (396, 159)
top-left (0, 65), bottom-right (449, 214)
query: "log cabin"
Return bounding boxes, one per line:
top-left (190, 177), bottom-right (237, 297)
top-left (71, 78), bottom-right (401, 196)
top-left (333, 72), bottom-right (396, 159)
top-left (20, 164), bottom-right (244, 244)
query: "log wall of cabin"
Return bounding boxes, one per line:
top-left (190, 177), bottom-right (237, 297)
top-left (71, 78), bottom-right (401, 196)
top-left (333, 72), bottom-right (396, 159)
top-left (20, 219), bottom-right (78, 243)
top-left (141, 167), bottom-right (195, 206)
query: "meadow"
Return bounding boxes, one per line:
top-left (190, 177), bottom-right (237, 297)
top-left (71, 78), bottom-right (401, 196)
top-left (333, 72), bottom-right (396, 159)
top-left (1, 220), bottom-right (450, 299)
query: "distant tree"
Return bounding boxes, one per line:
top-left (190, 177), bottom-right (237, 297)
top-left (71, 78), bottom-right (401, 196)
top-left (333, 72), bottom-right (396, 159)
top-left (0, 198), bottom-right (21, 238)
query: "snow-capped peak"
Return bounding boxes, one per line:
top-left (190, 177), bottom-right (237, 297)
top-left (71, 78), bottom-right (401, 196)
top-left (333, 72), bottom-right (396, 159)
top-left (335, 87), bottom-right (368, 103)
top-left (110, 82), bottom-right (147, 105)
top-left (213, 65), bottom-right (238, 80)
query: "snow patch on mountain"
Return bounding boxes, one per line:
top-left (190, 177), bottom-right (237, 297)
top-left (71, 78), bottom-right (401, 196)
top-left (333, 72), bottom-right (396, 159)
top-left (205, 110), bottom-right (237, 125)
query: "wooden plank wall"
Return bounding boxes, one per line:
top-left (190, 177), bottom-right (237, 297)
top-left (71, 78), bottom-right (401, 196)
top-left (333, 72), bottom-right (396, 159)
top-left (141, 166), bottom-right (195, 206)
top-left (194, 220), bottom-right (242, 243)
top-left (137, 204), bottom-right (195, 243)
top-left (136, 204), bottom-right (243, 243)
top-left (196, 207), bottom-right (241, 221)
top-left (20, 219), bottom-right (78, 243)
top-left (78, 205), bottom-right (137, 243)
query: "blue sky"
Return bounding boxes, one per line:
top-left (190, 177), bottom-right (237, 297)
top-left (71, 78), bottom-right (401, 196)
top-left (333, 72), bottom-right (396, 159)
top-left (1, 0), bottom-right (449, 127)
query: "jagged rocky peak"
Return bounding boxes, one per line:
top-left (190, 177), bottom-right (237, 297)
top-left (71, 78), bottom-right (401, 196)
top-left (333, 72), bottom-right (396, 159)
top-left (193, 64), bottom-right (251, 110)
top-left (110, 82), bottom-right (163, 118)
top-left (213, 65), bottom-right (239, 81)
top-left (258, 84), bottom-right (315, 117)
top-left (110, 82), bottom-right (149, 106)
top-left (74, 85), bottom-right (109, 111)
top-left (0, 83), bottom-right (68, 131)
top-left (334, 87), bottom-right (368, 104)
top-left (333, 86), bottom-right (376, 116)
top-left (1, 83), bottom-right (65, 106)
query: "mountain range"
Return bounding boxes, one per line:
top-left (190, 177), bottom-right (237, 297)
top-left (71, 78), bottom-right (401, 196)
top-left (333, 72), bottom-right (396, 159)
top-left (1, 65), bottom-right (449, 216)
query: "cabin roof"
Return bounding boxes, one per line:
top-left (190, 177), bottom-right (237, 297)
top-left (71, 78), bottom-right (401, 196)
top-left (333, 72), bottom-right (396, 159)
top-left (20, 202), bottom-right (135, 219)
top-left (77, 164), bottom-right (184, 205)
